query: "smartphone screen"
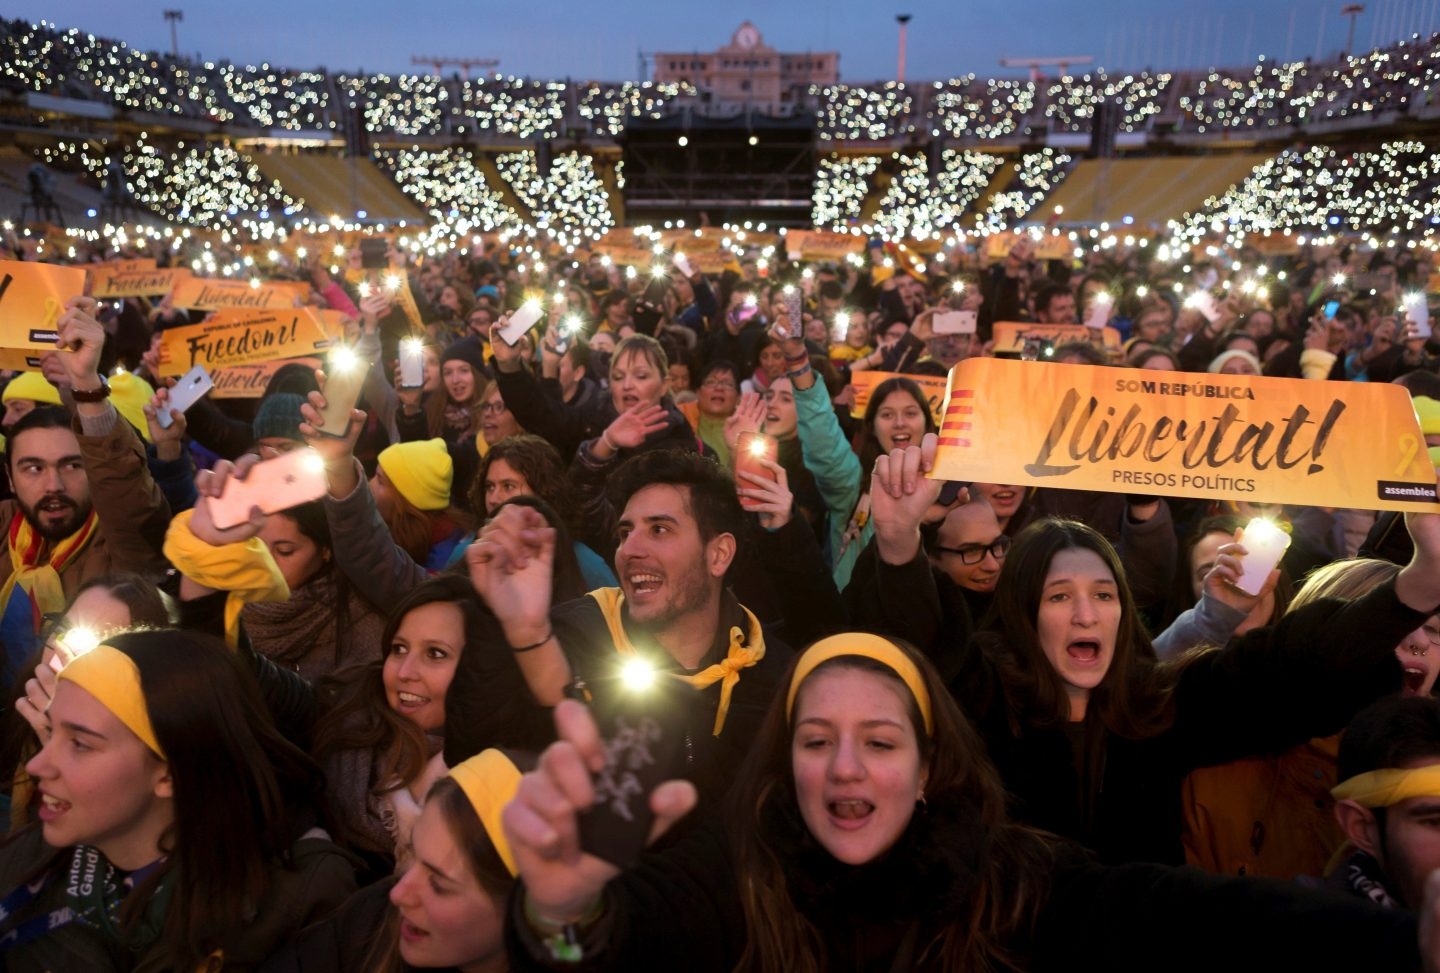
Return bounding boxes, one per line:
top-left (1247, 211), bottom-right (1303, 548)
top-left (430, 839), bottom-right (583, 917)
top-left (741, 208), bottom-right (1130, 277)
top-left (1323, 300), bottom-right (1340, 320)
top-left (360, 239), bottom-right (387, 270)
top-left (933, 310), bottom-right (977, 335)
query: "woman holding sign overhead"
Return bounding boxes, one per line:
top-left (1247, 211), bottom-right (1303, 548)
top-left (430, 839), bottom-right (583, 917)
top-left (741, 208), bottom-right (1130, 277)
top-left (852, 433), bottom-right (1440, 866)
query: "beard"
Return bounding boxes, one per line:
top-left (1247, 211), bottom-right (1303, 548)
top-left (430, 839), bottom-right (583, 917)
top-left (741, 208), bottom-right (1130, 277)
top-left (19, 493), bottom-right (90, 542)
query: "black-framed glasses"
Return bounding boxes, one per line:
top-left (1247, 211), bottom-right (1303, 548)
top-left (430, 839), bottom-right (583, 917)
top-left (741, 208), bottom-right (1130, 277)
top-left (934, 536), bottom-right (1011, 565)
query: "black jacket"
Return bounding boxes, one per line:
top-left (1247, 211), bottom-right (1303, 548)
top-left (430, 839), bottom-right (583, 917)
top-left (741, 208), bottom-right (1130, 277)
top-left (849, 547), bottom-right (1428, 865)
top-left (507, 800), bottom-right (1417, 973)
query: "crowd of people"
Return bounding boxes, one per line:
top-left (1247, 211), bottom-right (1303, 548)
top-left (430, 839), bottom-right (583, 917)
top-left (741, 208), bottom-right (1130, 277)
top-left (6, 16), bottom-right (1440, 143)
top-left (0, 210), bottom-right (1438, 971)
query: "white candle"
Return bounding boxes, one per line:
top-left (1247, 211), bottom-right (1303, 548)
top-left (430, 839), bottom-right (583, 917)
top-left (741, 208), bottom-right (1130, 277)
top-left (1235, 517), bottom-right (1291, 596)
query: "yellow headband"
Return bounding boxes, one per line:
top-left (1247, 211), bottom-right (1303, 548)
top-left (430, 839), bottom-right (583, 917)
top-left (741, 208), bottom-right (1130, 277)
top-left (785, 634), bottom-right (934, 736)
top-left (448, 749), bottom-right (522, 877)
top-left (1331, 766), bottom-right (1440, 808)
top-left (55, 644), bottom-right (165, 760)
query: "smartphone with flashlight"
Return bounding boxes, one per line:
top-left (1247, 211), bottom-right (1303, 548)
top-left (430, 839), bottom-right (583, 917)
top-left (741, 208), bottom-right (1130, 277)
top-left (1084, 294), bottom-right (1114, 331)
top-left (779, 286), bottom-right (804, 339)
top-left (642, 272), bottom-right (670, 307)
top-left (495, 301), bottom-right (544, 347)
top-left (316, 348), bottom-right (368, 436)
top-left (672, 251), bottom-right (694, 278)
top-left (734, 431), bottom-right (779, 510)
top-left (157, 365), bottom-right (214, 430)
top-left (1234, 517), bottom-right (1292, 597)
top-left (1405, 296), bottom-right (1432, 338)
top-left (578, 670), bottom-right (693, 868)
top-left (398, 338), bottom-right (426, 389)
top-left (210, 449), bottom-right (329, 529)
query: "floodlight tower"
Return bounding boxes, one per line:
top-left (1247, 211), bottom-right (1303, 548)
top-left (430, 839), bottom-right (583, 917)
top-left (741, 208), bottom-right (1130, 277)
top-left (163, 9), bottom-right (182, 60)
top-left (896, 15), bottom-right (912, 83)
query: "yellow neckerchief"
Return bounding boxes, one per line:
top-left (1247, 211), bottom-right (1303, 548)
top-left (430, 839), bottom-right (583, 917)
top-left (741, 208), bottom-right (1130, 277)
top-left (587, 587), bottom-right (765, 736)
top-left (163, 509), bottom-right (290, 646)
top-left (1, 507), bottom-right (99, 623)
top-left (1331, 765), bottom-right (1440, 807)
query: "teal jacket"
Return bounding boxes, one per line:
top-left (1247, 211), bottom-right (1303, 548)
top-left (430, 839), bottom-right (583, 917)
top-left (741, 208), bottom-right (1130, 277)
top-left (793, 377), bottom-right (867, 590)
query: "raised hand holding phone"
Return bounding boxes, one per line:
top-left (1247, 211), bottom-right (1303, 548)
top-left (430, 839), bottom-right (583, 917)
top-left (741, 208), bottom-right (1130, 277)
top-left (503, 700), bottom-right (697, 925)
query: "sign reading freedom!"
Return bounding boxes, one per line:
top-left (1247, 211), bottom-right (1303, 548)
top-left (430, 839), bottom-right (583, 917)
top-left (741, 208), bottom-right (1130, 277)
top-left (932, 358), bottom-right (1440, 512)
top-left (157, 307), bottom-right (334, 377)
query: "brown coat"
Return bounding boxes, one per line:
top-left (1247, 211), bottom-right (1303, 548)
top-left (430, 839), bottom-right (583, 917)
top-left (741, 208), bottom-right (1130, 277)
top-left (0, 411), bottom-right (172, 604)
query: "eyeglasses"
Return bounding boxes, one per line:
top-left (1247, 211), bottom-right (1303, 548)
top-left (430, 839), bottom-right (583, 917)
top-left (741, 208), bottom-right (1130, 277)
top-left (480, 400), bottom-right (509, 416)
top-left (933, 536), bottom-right (1011, 565)
top-left (700, 379), bottom-right (738, 391)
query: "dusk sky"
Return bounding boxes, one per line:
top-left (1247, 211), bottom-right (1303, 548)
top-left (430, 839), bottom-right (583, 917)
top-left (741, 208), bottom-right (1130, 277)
top-left (23, 1), bottom-right (1440, 81)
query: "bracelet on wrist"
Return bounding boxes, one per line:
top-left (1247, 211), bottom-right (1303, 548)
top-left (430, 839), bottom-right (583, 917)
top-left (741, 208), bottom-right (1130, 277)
top-left (511, 630), bottom-right (553, 653)
top-left (600, 429), bottom-right (617, 452)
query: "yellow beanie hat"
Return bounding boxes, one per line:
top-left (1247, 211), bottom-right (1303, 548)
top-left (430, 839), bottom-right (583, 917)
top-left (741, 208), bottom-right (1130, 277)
top-left (109, 370), bottom-right (155, 444)
top-left (378, 438), bottom-right (452, 511)
top-left (2, 371), bottom-right (62, 407)
top-left (1414, 396), bottom-right (1440, 436)
top-left (448, 749), bottom-right (523, 876)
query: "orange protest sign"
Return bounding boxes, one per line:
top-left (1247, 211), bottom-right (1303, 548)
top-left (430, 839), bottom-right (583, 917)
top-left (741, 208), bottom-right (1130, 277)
top-left (211, 356), bottom-right (324, 398)
top-left (0, 348), bottom-right (48, 372)
top-left (169, 276), bottom-right (309, 311)
top-left (90, 266), bottom-right (191, 299)
top-left (932, 358), bottom-right (1440, 512)
top-left (96, 258), bottom-right (157, 273)
top-left (849, 371), bottom-right (949, 421)
top-left (0, 259), bottom-right (86, 349)
top-left (594, 242), bottom-right (661, 270)
top-left (984, 231), bottom-right (1072, 262)
top-left (784, 229), bottom-right (864, 262)
top-left (991, 322), bottom-right (1121, 355)
top-left (157, 307), bottom-right (335, 377)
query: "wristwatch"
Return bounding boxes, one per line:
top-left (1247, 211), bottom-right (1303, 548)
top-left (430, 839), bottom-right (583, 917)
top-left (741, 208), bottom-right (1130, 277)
top-left (70, 375), bottom-right (111, 403)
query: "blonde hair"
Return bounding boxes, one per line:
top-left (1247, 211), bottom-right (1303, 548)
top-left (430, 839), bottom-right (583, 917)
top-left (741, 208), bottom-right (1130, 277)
top-left (1287, 558), bottom-right (1400, 613)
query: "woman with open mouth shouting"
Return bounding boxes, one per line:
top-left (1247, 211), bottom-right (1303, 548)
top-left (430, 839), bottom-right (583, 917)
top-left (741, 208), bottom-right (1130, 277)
top-left (500, 636), bottom-right (1424, 973)
top-left (853, 434), bottom-right (1440, 867)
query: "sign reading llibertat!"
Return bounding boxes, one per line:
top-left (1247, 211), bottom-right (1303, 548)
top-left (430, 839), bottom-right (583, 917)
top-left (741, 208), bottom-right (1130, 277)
top-left (932, 358), bottom-right (1440, 512)
top-left (169, 276), bottom-right (308, 311)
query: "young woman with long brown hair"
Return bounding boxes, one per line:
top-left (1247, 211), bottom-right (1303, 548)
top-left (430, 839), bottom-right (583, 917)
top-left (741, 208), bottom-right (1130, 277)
top-left (501, 635), bottom-right (1422, 972)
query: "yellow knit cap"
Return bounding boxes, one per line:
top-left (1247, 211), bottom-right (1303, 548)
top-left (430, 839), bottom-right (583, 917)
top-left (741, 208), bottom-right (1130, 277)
top-left (378, 438), bottom-right (452, 511)
top-left (1414, 396), bottom-right (1440, 436)
top-left (109, 371), bottom-right (155, 444)
top-left (448, 749), bottom-right (522, 876)
top-left (2, 371), bottom-right (62, 407)
top-left (56, 643), bottom-right (165, 759)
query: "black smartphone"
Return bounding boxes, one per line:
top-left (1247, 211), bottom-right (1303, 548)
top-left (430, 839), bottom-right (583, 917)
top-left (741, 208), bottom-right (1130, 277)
top-left (360, 239), bottom-right (387, 270)
top-left (577, 669), bottom-right (693, 868)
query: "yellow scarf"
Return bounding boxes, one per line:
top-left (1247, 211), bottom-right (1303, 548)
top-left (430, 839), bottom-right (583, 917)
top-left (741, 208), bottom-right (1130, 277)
top-left (588, 587), bottom-right (765, 736)
top-left (163, 509), bottom-right (290, 646)
top-left (1, 507), bottom-right (99, 625)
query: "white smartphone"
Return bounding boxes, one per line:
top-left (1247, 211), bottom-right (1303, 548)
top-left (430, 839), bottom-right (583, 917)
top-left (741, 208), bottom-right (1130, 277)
top-left (1084, 294), bottom-right (1114, 331)
top-left (210, 449), bottom-right (329, 529)
top-left (672, 252), bottom-right (694, 278)
top-left (399, 337), bottom-right (425, 389)
top-left (933, 310), bottom-right (977, 335)
top-left (1405, 294), bottom-right (1432, 339)
top-left (1188, 292), bottom-right (1221, 324)
top-left (316, 347), bottom-right (368, 436)
top-left (495, 301), bottom-right (544, 346)
top-left (157, 365), bottom-right (213, 430)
